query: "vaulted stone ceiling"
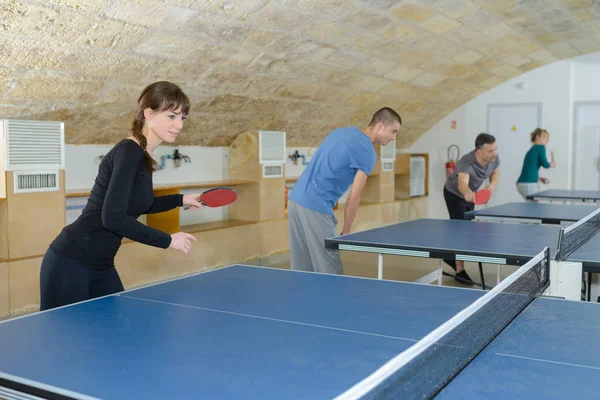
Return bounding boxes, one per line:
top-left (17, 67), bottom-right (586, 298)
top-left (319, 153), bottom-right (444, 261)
top-left (1, 0), bottom-right (599, 147)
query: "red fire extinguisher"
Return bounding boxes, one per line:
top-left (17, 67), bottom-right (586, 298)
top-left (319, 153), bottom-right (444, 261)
top-left (446, 145), bottom-right (460, 177)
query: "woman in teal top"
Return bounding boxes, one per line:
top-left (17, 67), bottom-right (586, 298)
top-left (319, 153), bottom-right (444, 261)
top-left (516, 128), bottom-right (556, 200)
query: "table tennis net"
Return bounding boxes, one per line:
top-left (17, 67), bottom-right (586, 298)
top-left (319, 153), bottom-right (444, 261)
top-left (336, 248), bottom-right (550, 400)
top-left (556, 207), bottom-right (600, 260)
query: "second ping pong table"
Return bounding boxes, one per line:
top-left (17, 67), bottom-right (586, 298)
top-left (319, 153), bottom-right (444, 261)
top-left (464, 202), bottom-right (600, 300)
top-left (465, 201), bottom-right (599, 225)
top-left (527, 189), bottom-right (600, 203)
top-left (325, 207), bottom-right (600, 301)
top-left (1, 254), bottom-right (599, 399)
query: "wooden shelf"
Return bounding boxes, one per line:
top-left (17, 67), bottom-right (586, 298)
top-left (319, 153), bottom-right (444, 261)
top-left (66, 180), bottom-right (256, 198)
top-left (394, 153), bottom-right (429, 199)
top-left (181, 219), bottom-right (258, 234)
top-left (287, 197), bottom-right (428, 215)
top-left (394, 153), bottom-right (411, 175)
top-left (285, 177), bottom-right (299, 182)
top-left (154, 180), bottom-right (255, 191)
top-left (66, 190), bottom-right (92, 198)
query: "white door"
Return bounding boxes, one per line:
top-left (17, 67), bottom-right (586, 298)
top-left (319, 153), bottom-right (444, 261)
top-left (573, 103), bottom-right (600, 190)
top-left (487, 104), bottom-right (541, 206)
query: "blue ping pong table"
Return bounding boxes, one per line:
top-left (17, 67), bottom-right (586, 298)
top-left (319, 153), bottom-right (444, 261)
top-left (465, 201), bottom-right (599, 225)
top-left (1, 262), bottom-right (599, 399)
top-left (325, 215), bottom-right (600, 301)
top-left (527, 189), bottom-right (600, 203)
top-left (465, 202), bottom-right (600, 301)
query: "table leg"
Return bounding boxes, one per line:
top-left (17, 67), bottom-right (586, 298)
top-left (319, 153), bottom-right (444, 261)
top-left (478, 262), bottom-right (486, 290)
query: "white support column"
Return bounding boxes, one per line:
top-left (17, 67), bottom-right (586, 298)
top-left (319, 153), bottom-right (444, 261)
top-left (544, 260), bottom-right (582, 300)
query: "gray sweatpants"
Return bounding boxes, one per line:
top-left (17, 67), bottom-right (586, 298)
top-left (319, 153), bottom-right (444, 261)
top-left (516, 182), bottom-right (538, 200)
top-left (288, 200), bottom-right (343, 274)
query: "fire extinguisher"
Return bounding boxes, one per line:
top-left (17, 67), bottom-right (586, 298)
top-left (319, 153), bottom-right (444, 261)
top-left (446, 145), bottom-right (460, 177)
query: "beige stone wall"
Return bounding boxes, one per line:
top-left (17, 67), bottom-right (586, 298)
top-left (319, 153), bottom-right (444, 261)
top-left (1, 1), bottom-right (599, 148)
top-left (1, 197), bottom-right (428, 318)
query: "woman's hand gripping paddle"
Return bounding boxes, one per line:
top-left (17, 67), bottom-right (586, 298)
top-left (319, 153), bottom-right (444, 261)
top-left (183, 188), bottom-right (238, 210)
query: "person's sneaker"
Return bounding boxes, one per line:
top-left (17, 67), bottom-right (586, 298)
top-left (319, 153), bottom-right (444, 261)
top-left (454, 270), bottom-right (474, 285)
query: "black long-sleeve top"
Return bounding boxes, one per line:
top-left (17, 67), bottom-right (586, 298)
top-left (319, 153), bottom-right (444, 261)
top-left (51, 139), bottom-right (182, 269)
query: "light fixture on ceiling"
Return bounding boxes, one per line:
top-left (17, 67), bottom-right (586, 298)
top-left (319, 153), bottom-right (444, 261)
top-left (514, 82), bottom-right (528, 89)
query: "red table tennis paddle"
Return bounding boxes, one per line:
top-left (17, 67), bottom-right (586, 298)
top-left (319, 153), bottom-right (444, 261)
top-left (473, 188), bottom-right (491, 205)
top-left (183, 188), bottom-right (238, 210)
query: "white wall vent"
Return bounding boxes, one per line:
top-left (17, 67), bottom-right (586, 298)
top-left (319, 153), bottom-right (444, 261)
top-left (263, 164), bottom-right (283, 178)
top-left (259, 130), bottom-right (286, 164)
top-left (381, 140), bottom-right (396, 162)
top-left (3, 119), bottom-right (65, 171)
top-left (410, 156), bottom-right (426, 197)
top-left (14, 171), bottom-right (60, 193)
top-left (382, 161), bottom-right (394, 171)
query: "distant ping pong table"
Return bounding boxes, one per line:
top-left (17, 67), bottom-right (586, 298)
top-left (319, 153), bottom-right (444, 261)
top-left (325, 207), bottom-right (600, 301)
top-left (465, 201), bottom-right (599, 225)
top-left (465, 202), bottom-right (600, 300)
top-left (1, 253), bottom-right (599, 399)
top-left (527, 189), bottom-right (600, 203)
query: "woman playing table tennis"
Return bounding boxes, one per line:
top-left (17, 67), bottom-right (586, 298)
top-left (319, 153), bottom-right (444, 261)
top-left (39, 81), bottom-right (205, 311)
top-left (516, 128), bottom-right (556, 200)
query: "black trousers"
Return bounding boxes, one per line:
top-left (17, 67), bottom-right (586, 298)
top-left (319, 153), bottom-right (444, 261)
top-left (40, 247), bottom-right (124, 311)
top-left (443, 187), bottom-right (474, 270)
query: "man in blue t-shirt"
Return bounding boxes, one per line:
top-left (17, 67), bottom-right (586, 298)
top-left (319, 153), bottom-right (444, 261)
top-left (288, 107), bottom-right (402, 274)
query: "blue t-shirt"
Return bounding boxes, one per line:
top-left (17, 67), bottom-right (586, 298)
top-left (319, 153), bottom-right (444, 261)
top-left (289, 126), bottom-right (376, 215)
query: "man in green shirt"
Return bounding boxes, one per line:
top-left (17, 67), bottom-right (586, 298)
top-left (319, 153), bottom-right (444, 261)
top-left (516, 128), bottom-right (556, 200)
